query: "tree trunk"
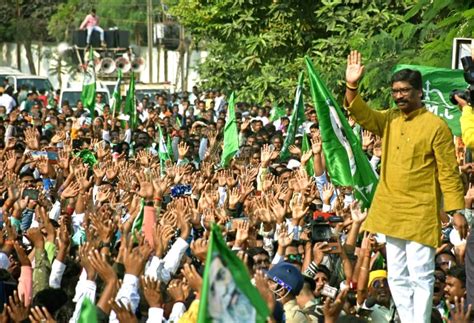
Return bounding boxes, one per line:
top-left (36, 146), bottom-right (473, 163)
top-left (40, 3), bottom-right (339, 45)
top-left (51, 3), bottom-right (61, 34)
top-left (24, 41), bottom-right (37, 75)
top-left (16, 41), bottom-right (21, 71)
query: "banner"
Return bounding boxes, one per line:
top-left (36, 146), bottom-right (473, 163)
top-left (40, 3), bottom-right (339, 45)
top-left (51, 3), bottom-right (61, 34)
top-left (197, 224), bottom-right (269, 323)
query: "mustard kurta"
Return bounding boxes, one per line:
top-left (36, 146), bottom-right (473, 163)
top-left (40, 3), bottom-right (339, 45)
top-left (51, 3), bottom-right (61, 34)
top-left (346, 94), bottom-right (464, 248)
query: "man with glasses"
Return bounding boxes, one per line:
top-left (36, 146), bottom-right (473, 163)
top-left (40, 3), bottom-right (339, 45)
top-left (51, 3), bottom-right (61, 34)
top-left (344, 50), bottom-right (467, 322)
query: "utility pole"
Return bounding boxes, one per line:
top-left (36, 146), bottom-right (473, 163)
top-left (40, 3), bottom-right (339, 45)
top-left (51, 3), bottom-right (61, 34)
top-left (16, 0), bottom-right (21, 71)
top-left (180, 25), bottom-right (185, 91)
top-left (147, 0), bottom-right (153, 83)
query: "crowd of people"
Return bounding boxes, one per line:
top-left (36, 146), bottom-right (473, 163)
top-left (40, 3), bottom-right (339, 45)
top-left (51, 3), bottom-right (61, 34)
top-left (0, 50), bottom-right (470, 323)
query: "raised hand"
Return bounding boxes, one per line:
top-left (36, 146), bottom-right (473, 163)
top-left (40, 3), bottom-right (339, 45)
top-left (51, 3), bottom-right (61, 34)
top-left (290, 193), bottom-right (309, 221)
top-left (167, 280), bottom-right (190, 304)
top-left (109, 300), bottom-right (138, 323)
top-left (58, 150), bottom-right (70, 171)
top-left (26, 228), bottom-right (44, 249)
top-left (190, 238), bottom-right (208, 263)
top-left (60, 182), bottom-right (81, 199)
top-left (181, 263), bottom-right (202, 294)
top-left (350, 200), bottom-right (368, 224)
top-left (228, 187), bottom-right (242, 209)
top-left (323, 288), bottom-right (348, 322)
top-left (446, 296), bottom-right (472, 323)
top-left (7, 290), bottom-right (28, 322)
top-left (5, 150), bottom-right (17, 171)
top-left (269, 197), bottom-right (287, 224)
top-left (362, 130), bottom-right (374, 150)
top-left (24, 127), bottom-right (40, 150)
top-left (105, 162), bottom-right (119, 181)
top-left (51, 130), bottom-right (66, 145)
top-left (313, 242), bottom-right (332, 265)
top-left (75, 165), bottom-right (92, 193)
top-left (235, 220), bottom-right (250, 247)
top-left (289, 145), bottom-right (301, 157)
top-left (152, 224), bottom-right (174, 258)
top-left (277, 224), bottom-right (294, 248)
top-left (346, 50), bottom-right (365, 86)
top-left (29, 306), bottom-right (57, 323)
top-left (89, 249), bottom-right (117, 281)
top-left (79, 242), bottom-right (96, 279)
top-left (140, 276), bottom-right (163, 308)
top-left (178, 141), bottom-right (189, 160)
top-left (123, 245), bottom-right (149, 277)
top-left (301, 150), bottom-right (313, 165)
top-left (322, 183), bottom-right (334, 205)
top-left (260, 144), bottom-right (273, 167)
top-left (311, 136), bottom-right (322, 155)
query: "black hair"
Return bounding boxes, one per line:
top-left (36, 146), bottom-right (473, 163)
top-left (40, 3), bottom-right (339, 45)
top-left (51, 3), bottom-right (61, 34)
top-left (246, 247), bottom-right (269, 260)
top-left (391, 69), bottom-right (423, 91)
top-left (32, 288), bottom-right (69, 317)
top-left (302, 275), bottom-right (316, 291)
top-left (447, 266), bottom-right (466, 288)
top-left (91, 8), bottom-right (96, 14)
top-left (436, 250), bottom-right (456, 261)
top-left (316, 264), bottom-right (331, 280)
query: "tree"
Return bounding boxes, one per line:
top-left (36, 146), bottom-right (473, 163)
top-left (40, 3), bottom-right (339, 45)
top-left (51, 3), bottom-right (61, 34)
top-left (168, 0), bottom-right (474, 107)
top-left (0, 0), bottom-right (63, 74)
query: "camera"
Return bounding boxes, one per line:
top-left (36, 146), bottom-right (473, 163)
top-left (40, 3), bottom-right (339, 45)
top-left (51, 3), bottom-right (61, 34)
top-left (450, 56), bottom-right (474, 105)
top-left (306, 211), bottom-right (343, 242)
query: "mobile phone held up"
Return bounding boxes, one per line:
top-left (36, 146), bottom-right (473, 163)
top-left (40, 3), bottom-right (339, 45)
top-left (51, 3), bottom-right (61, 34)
top-left (22, 188), bottom-right (39, 201)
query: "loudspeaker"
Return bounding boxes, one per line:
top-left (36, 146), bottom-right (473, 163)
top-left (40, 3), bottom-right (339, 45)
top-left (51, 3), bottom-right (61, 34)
top-left (72, 30), bottom-right (87, 47)
top-left (104, 30), bottom-right (116, 48)
top-left (89, 30), bottom-right (102, 47)
top-left (116, 30), bottom-right (130, 48)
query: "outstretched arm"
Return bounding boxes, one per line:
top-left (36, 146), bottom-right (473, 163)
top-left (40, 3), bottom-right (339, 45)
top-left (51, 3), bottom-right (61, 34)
top-left (344, 50), bottom-right (388, 137)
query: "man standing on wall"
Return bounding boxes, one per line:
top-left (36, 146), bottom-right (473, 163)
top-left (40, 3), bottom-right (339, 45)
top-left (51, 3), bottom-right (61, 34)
top-left (344, 50), bottom-right (468, 323)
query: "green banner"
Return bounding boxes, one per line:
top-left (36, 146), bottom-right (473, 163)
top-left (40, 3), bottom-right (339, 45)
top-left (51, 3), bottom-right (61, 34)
top-left (393, 64), bottom-right (467, 136)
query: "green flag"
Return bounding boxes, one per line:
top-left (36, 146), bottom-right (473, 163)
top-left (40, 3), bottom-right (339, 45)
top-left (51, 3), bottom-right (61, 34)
top-left (81, 48), bottom-right (96, 119)
top-left (197, 223), bottom-right (270, 323)
top-left (111, 69), bottom-right (122, 117)
top-left (301, 131), bottom-right (314, 177)
top-left (124, 72), bottom-right (136, 128)
top-left (131, 198), bottom-right (145, 235)
top-left (269, 105), bottom-right (286, 122)
top-left (393, 64), bottom-right (466, 136)
top-left (78, 298), bottom-right (98, 323)
top-left (166, 134), bottom-right (174, 162)
top-left (220, 92), bottom-right (239, 168)
top-left (305, 57), bottom-right (378, 209)
top-left (158, 125), bottom-right (170, 175)
top-left (280, 72), bottom-right (305, 160)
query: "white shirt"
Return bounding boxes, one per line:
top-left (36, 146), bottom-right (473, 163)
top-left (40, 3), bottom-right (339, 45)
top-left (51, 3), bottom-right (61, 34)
top-left (0, 93), bottom-right (16, 113)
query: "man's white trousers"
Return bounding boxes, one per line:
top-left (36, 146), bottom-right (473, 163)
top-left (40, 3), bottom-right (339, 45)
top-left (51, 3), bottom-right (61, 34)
top-left (386, 236), bottom-right (435, 323)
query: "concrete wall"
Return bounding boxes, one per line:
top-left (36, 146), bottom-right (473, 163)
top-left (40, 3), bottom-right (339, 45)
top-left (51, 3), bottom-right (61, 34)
top-left (0, 42), bottom-right (206, 92)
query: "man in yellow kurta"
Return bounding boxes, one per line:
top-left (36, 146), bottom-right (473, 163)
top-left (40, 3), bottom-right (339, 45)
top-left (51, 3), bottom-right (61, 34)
top-left (344, 50), bottom-right (468, 323)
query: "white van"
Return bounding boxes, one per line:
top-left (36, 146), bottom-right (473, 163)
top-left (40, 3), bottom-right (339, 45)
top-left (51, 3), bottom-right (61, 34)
top-left (5, 74), bottom-right (54, 95)
top-left (0, 66), bottom-right (21, 85)
top-left (59, 82), bottom-right (110, 109)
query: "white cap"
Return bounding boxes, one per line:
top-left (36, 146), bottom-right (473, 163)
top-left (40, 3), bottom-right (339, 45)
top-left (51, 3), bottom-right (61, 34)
top-left (287, 159), bottom-right (301, 170)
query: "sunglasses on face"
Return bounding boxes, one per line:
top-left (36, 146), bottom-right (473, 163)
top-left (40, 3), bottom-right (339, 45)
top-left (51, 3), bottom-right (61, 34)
top-left (371, 278), bottom-right (388, 289)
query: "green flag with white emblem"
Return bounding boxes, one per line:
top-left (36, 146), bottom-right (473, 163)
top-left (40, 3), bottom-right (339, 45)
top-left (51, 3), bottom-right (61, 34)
top-left (305, 57), bottom-right (378, 209)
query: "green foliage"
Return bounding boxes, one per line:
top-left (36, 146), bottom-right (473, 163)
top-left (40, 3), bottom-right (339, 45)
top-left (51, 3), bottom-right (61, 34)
top-left (168, 0), bottom-right (474, 107)
top-left (0, 0), bottom-right (63, 43)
